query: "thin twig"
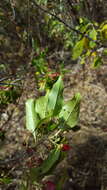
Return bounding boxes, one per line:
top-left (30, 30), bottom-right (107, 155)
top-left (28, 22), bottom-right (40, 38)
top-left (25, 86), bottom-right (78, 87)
top-left (32, 0), bottom-right (101, 45)
top-left (0, 82), bottom-right (22, 86)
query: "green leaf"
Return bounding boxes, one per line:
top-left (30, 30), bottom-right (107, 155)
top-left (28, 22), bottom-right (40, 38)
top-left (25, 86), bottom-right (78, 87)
top-left (89, 28), bottom-right (97, 40)
top-left (79, 57), bottom-right (85, 64)
top-left (100, 24), bottom-right (107, 32)
top-left (40, 148), bottom-right (60, 174)
top-left (0, 178), bottom-right (12, 184)
top-left (30, 148), bottom-right (60, 179)
top-left (103, 48), bottom-right (107, 55)
top-left (35, 92), bottom-right (49, 119)
top-left (92, 56), bottom-right (103, 68)
top-left (89, 41), bottom-right (96, 48)
top-left (29, 167), bottom-right (41, 182)
top-left (59, 93), bottom-right (81, 128)
top-left (47, 76), bottom-right (64, 116)
top-left (72, 38), bottom-right (85, 60)
top-left (47, 123), bottom-right (58, 131)
top-left (26, 99), bottom-right (39, 139)
top-left (89, 28), bottom-right (97, 48)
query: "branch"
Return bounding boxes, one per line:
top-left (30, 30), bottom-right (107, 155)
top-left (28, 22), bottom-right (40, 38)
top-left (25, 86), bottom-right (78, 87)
top-left (32, 0), bottom-right (100, 45)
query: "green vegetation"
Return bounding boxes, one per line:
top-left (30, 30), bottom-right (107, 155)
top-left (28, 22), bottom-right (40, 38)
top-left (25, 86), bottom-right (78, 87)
top-left (25, 76), bottom-right (81, 189)
top-left (0, 0), bottom-right (107, 189)
top-left (0, 88), bottom-right (20, 105)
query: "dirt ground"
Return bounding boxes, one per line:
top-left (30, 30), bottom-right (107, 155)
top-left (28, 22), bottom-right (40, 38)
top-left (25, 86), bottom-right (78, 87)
top-left (0, 61), bottom-right (107, 189)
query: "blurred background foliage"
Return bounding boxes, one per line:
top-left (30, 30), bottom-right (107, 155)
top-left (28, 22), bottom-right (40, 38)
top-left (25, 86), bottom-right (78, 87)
top-left (0, 0), bottom-right (107, 65)
top-left (0, 0), bottom-right (107, 92)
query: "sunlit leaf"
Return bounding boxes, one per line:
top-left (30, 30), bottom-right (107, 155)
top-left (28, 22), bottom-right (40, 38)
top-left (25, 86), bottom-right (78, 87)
top-left (89, 28), bottom-right (97, 48)
top-left (83, 37), bottom-right (89, 49)
top-left (91, 51), bottom-right (97, 57)
top-left (59, 93), bottom-right (81, 128)
top-left (72, 38), bottom-right (85, 60)
top-left (79, 57), bottom-right (85, 64)
top-left (47, 76), bottom-right (64, 116)
top-left (26, 99), bottom-right (39, 139)
top-left (35, 92), bottom-right (49, 119)
top-left (89, 28), bottom-right (97, 40)
top-left (99, 23), bottom-right (107, 39)
top-left (89, 41), bottom-right (96, 48)
top-left (100, 24), bottom-right (107, 32)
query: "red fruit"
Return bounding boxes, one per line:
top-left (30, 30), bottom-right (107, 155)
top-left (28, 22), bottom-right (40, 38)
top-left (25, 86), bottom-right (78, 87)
top-left (44, 181), bottom-right (56, 190)
top-left (61, 144), bottom-right (71, 151)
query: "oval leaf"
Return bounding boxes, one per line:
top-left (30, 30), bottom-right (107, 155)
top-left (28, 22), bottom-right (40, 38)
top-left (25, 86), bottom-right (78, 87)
top-left (26, 99), bottom-right (39, 139)
top-left (89, 28), bottom-right (97, 48)
top-left (35, 92), bottom-right (49, 119)
top-left (59, 93), bottom-right (81, 128)
top-left (47, 76), bottom-right (64, 116)
top-left (40, 148), bottom-right (60, 174)
top-left (72, 38), bottom-right (85, 60)
top-left (89, 28), bottom-right (97, 41)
